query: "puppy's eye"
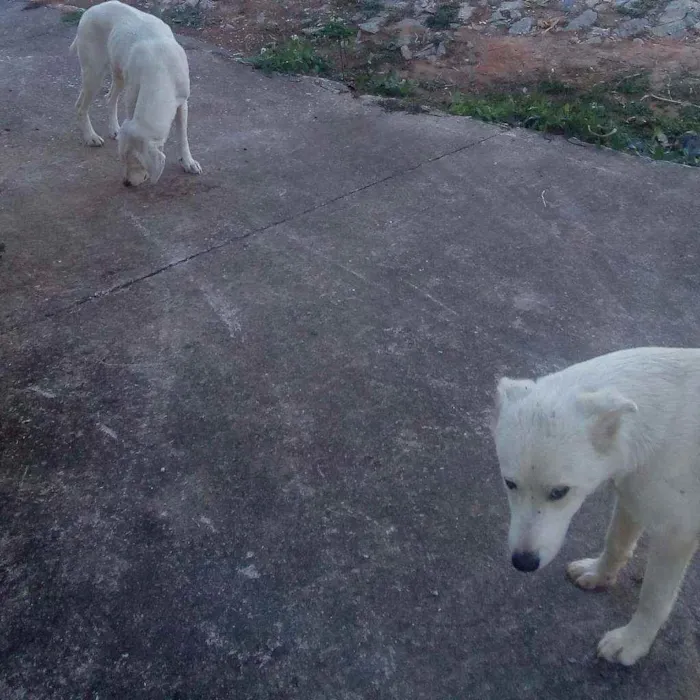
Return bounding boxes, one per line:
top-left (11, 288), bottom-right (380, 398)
top-left (548, 486), bottom-right (570, 501)
top-left (504, 479), bottom-right (517, 491)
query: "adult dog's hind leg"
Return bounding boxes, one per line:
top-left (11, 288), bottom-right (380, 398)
top-left (175, 101), bottom-right (202, 174)
top-left (567, 497), bottom-right (642, 590)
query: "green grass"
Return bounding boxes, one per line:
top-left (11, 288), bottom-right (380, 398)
top-left (247, 37), bottom-right (329, 75)
top-left (449, 80), bottom-right (700, 164)
top-left (358, 71), bottom-right (417, 97)
top-left (61, 9), bottom-right (84, 25)
top-left (317, 18), bottom-right (356, 41)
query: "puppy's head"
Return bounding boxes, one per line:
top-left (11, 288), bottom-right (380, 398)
top-left (117, 119), bottom-right (166, 187)
top-left (492, 376), bottom-right (637, 572)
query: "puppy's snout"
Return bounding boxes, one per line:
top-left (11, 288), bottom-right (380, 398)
top-left (511, 551), bottom-right (540, 572)
top-left (123, 179), bottom-right (133, 187)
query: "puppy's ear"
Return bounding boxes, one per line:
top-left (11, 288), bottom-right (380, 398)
top-left (496, 377), bottom-right (535, 406)
top-left (493, 377), bottom-right (535, 427)
top-left (577, 389), bottom-right (637, 453)
top-left (144, 145), bottom-right (166, 183)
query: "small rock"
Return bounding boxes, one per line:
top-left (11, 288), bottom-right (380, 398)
top-left (458, 3), bottom-right (476, 21)
top-left (359, 14), bottom-right (388, 33)
top-left (401, 44), bottom-right (413, 59)
top-left (564, 9), bottom-right (598, 29)
top-left (238, 564), bottom-right (260, 580)
top-left (585, 0), bottom-right (600, 7)
top-left (509, 16), bottom-right (534, 33)
top-left (436, 40), bottom-right (447, 57)
top-left (615, 17), bottom-right (650, 37)
top-left (681, 133), bottom-right (700, 156)
top-left (415, 0), bottom-right (438, 12)
top-left (490, 0), bottom-right (524, 22)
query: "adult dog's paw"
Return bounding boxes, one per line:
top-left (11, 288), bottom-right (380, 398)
top-left (180, 157), bottom-right (202, 175)
top-left (598, 625), bottom-right (652, 666)
top-left (566, 557), bottom-right (616, 590)
top-left (84, 133), bottom-right (105, 147)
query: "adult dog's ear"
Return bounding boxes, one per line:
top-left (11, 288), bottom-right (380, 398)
top-left (577, 389), bottom-right (637, 453)
top-left (493, 377), bottom-right (535, 428)
top-left (144, 145), bottom-right (166, 183)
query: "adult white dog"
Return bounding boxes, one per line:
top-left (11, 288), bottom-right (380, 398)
top-left (70, 0), bottom-right (202, 186)
top-left (493, 347), bottom-right (700, 665)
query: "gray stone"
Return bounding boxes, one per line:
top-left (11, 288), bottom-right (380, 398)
top-left (400, 44), bottom-right (413, 59)
top-left (615, 17), bottom-right (650, 37)
top-left (564, 9), bottom-right (598, 29)
top-left (509, 16), bottom-right (534, 33)
top-left (415, 0), bottom-right (438, 13)
top-left (490, 0), bottom-right (524, 22)
top-left (458, 3), bottom-right (476, 21)
top-left (657, 0), bottom-right (698, 23)
top-left (652, 18), bottom-right (688, 33)
top-left (436, 40), bottom-right (448, 57)
top-left (359, 14), bottom-right (388, 33)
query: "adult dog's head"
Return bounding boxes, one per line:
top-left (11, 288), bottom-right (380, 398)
top-left (492, 376), bottom-right (637, 572)
top-left (117, 119), bottom-right (166, 187)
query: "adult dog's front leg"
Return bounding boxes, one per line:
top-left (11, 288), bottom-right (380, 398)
top-left (107, 72), bottom-right (124, 139)
top-left (597, 534), bottom-right (697, 665)
top-left (175, 101), bottom-right (202, 175)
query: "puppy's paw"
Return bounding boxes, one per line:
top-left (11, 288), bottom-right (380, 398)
top-left (566, 557), bottom-right (616, 590)
top-left (180, 157), bottom-right (202, 175)
top-left (84, 133), bottom-right (105, 147)
top-left (597, 625), bottom-right (652, 666)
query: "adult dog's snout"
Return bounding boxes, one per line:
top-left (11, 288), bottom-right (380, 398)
top-left (512, 550), bottom-right (540, 572)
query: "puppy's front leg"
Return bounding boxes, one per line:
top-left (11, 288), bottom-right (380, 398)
top-left (597, 535), bottom-right (697, 665)
top-left (175, 101), bottom-right (202, 175)
top-left (567, 497), bottom-right (642, 590)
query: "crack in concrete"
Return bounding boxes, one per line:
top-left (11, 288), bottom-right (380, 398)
top-left (3, 130), bottom-right (500, 334)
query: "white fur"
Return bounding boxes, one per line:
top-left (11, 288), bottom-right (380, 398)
top-left (493, 347), bottom-right (700, 665)
top-left (70, 0), bottom-right (202, 185)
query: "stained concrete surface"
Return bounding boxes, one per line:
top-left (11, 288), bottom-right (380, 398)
top-left (2, 1), bottom-right (700, 698)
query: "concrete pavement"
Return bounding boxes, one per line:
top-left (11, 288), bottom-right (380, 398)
top-left (2, 1), bottom-right (700, 697)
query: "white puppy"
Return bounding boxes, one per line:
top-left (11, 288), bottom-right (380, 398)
top-left (493, 347), bottom-right (700, 665)
top-left (70, 0), bottom-right (202, 186)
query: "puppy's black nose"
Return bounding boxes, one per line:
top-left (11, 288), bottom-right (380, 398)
top-left (123, 179), bottom-right (132, 187)
top-left (512, 551), bottom-right (540, 572)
